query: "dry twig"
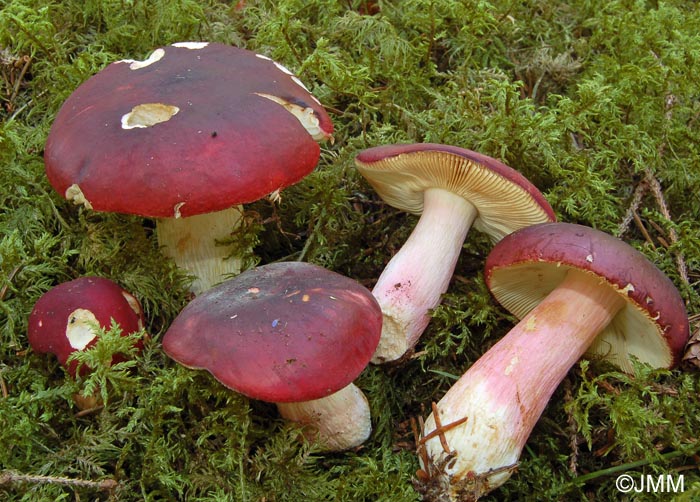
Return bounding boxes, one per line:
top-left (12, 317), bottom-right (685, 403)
top-left (563, 379), bottom-right (579, 475)
top-left (617, 84), bottom-right (689, 285)
top-left (0, 470), bottom-right (118, 491)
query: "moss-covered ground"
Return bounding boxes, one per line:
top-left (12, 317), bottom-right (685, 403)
top-left (1, 0), bottom-right (699, 500)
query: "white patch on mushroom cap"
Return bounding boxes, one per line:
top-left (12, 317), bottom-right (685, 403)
top-left (121, 103), bottom-right (180, 129)
top-left (65, 184), bottom-right (93, 210)
top-left (173, 202), bottom-right (185, 219)
top-left (273, 61), bottom-right (294, 76)
top-left (172, 42), bottom-right (209, 49)
top-left (66, 308), bottom-right (99, 350)
top-left (290, 75), bottom-right (311, 93)
top-left (254, 54), bottom-right (314, 95)
top-left (121, 291), bottom-right (144, 329)
top-left (118, 48), bottom-right (166, 70)
top-left (254, 93), bottom-right (325, 140)
top-left (268, 189), bottom-right (282, 204)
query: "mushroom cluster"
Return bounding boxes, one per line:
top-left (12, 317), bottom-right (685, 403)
top-left (351, 144), bottom-right (689, 499)
top-left (32, 38), bottom-right (692, 500)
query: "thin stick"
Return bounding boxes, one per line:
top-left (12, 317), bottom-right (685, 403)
top-left (616, 180), bottom-right (647, 237)
top-left (418, 416), bottom-right (468, 446)
top-left (411, 416), bottom-right (431, 478)
top-left (0, 371), bottom-right (10, 398)
top-left (0, 266), bottom-right (21, 303)
top-left (563, 380), bottom-right (579, 475)
top-left (74, 404), bottom-right (105, 418)
top-left (647, 219), bottom-right (670, 247)
top-left (431, 402), bottom-right (450, 454)
top-left (646, 81), bottom-right (689, 284)
top-left (0, 470), bottom-right (118, 491)
top-left (8, 55), bottom-right (31, 108)
top-left (419, 402), bottom-right (469, 451)
top-left (0, 371), bottom-right (7, 398)
top-left (644, 169), bottom-right (689, 284)
top-left (569, 447), bottom-right (697, 486)
top-left (632, 211), bottom-right (655, 248)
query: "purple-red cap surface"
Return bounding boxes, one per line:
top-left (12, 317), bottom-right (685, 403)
top-left (45, 42), bottom-right (333, 219)
top-left (162, 262), bottom-right (382, 402)
top-left (28, 276), bottom-right (145, 376)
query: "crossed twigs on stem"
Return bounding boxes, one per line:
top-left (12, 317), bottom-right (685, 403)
top-left (412, 402), bottom-right (468, 481)
top-left (412, 403), bottom-right (519, 500)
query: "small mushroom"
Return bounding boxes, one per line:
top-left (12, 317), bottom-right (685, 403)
top-left (162, 262), bottom-right (382, 451)
top-left (27, 277), bottom-right (146, 408)
top-left (418, 223), bottom-right (690, 500)
top-left (354, 143), bottom-right (555, 363)
top-left (44, 42), bottom-right (333, 294)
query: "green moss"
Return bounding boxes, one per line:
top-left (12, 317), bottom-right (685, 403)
top-left (1, 0), bottom-right (699, 500)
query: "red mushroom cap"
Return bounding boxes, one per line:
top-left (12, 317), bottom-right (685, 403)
top-left (44, 42), bottom-right (334, 218)
top-left (162, 262), bottom-right (382, 403)
top-left (27, 276), bottom-right (145, 377)
top-left (484, 222), bottom-right (690, 371)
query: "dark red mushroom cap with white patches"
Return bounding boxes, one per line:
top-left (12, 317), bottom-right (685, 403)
top-left (44, 42), bottom-right (334, 218)
top-left (162, 262), bottom-right (382, 403)
top-left (27, 276), bottom-right (145, 377)
top-left (484, 222), bottom-right (689, 371)
top-left (355, 143), bottom-right (556, 242)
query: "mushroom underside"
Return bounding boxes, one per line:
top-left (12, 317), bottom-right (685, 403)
top-left (488, 262), bottom-right (672, 372)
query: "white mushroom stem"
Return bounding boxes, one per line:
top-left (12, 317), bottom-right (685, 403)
top-left (156, 207), bottom-right (244, 295)
top-left (371, 188), bottom-right (478, 363)
top-left (276, 383), bottom-right (371, 452)
top-left (420, 269), bottom-right (626, 501)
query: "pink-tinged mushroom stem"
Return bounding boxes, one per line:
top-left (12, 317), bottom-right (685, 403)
top-left (371, 188), bottom-right (477, 363)
top-left (156, 206), bottom-right (244, 294)
top-left (276, 383), bottom-right (371, 451)
top-left (421, 268), bottom-right (626, 500)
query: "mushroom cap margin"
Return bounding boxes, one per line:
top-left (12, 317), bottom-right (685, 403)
top-left (484, 222), bottom-right (689, 371)
top-left (354, 143), bottom-right (556, 242)
top-left (162, 262), bottom-right (382, 403)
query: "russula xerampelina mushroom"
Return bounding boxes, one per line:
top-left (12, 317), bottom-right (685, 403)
top-left (417, 223), bottom-right (690, 501)
top-left (162, 261), bottom-right (382, 451)
top-left (354, 143), bottom-right (555, 364)
top-left (44, 42), bottom-right (333, 294)
top-left (27, 276), bottom-right (147, 409)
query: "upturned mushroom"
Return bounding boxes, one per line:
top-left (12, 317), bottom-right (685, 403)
top-left (27, 276), bottom-right (147, 408)
top-left (44, 42), bottom-right (333, 294)
top-left (162, 261), bottom-right (382, 451)
top-left (417, 223), bottom-right (690, 500)
top-left (354, 143), bottom-right (555, 363)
